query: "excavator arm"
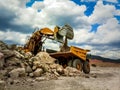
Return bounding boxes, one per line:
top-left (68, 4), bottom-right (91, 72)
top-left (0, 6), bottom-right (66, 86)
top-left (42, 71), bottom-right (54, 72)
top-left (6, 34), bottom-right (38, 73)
top-left (24, 24), bottom-right (74, 55)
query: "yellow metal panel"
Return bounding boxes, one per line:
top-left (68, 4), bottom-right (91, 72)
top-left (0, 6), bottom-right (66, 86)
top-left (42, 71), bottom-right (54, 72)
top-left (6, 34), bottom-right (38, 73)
top-left (70, 46), bottom-right (88, 61)
top-left (40, 28), bottom-right (54, 36)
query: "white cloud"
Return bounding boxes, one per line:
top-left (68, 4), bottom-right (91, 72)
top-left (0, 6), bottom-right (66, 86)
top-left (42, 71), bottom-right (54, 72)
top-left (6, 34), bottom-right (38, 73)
top-left (91, 18), bottom-right (120, 44)
top-left (0, 30), bottom-right (29, 44)
top-left (88, 1), bottom-right (118, 24)
top-left (32, 1), bottom-right (45, 10)
top-left (105, 0), bottom-right (118, 3)
top-left (73, 29), bottom-right (94, 44)
top-left (81, 0), bottom-right (118, 3)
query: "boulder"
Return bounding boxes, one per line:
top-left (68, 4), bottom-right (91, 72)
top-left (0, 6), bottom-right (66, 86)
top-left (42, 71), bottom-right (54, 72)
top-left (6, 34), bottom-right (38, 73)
top-left (32, 66), bottom-right (37, 71)
top-left (24, 52), bottom-right (33, 59)
top-left (9, 68), bottom-right (26, 78)
top-left (13, 50), bottom-right (24, 59)
top-left (36, 52), bottom-right (56, 64)
top-left (33, 60), bottom-right (41, 68)
top-left (56, 65), bottom-right (64, 74)
top-left (0, 50), bottom-right (15, 59)
top-left (25, 65), bottom-right (33, 73)
top-left (33, 68), bottom-right (43, 77)
top-left (41, 64), bottom-right (50, 72)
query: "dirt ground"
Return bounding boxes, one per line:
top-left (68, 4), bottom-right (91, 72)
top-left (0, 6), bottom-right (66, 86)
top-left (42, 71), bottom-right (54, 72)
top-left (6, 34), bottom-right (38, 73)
top-left (4, 66), bottom-right (120, 90)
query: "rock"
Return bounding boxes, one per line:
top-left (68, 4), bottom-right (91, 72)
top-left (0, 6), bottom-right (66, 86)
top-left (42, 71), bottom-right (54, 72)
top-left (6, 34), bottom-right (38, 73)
top-left (13, 50), bottom-right (24, 59)
top-left (33, 61), bottom-right (41, 68)
top-left (50, 63), bottom-right (58, 69)
top-left (9, 68), bottom-right (26, 78)
top-left (0, 52), bottom-right (4, 68)
top-left (29, 73), bottom-right (34, 77)
top-left (29, 57), bottom-right (38, 66)
top-left (24, 52), bottom-right (33, 59)
top-left (32, 66), bottom-right (37, 71)
top-left (0, 80), bottom-right (5, 90)
top-left (45, 72), bottom-right (58, 80)
top-left (63, 68), bottom-right (69, 76)
top-left (35, 77), bottom-right (45, 81)
top-left (8, 44), bottom-right (17, 50)
top-left (6, 57), bottom-right (22, 67)
top-left (36, 52), bottom-right (56, 64)
top-left (0, 41), bottom-right (8, 50)
top-left (33, 68), bottom-right (43, 77)
top-left (25, 65), bottom-right (32, 73)
top-left (0, 70), bottom-right (8, 79)
top-left (52, 69), bottom-right (60, 76)
top-left (56, 65), bottom-right (64, 74)
top-left (41, 64), bottom-right (50, 72)
top-left (63, 67), bottom-right (81, 76)
top-left (0, 49), bottom-right (15, 59)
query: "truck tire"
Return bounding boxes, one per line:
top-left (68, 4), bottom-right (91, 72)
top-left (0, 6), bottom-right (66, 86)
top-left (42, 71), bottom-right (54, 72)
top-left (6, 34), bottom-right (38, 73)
top-left (73, 59), bottom-right (82, 71)
top-left (83, 61), bottom-right (90, 74)
top-left (68, 60), bottom-right (73, 67)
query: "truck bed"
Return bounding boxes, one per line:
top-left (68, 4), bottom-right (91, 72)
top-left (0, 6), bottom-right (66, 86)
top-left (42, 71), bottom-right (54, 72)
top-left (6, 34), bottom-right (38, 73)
top-left (50, 46), bottom-right (90, 61)
top-left (50, 51), bottom-right (74, 58)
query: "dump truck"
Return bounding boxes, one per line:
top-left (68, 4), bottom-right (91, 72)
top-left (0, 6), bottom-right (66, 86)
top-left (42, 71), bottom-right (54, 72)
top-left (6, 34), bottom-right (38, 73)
top-left (24, 24), bottom-right (90, 74)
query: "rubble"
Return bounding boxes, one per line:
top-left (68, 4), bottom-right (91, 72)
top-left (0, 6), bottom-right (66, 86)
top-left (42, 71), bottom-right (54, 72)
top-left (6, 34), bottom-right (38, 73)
top-left (0, 40), bottom-right (82, 82)
top-left (63, 66), bottom-right (81, 76)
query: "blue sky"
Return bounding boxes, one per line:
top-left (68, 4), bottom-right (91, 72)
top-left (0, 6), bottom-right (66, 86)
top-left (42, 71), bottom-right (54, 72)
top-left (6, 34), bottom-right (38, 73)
top-left (26, 0), bottom-right (120, 33)
top-left (0, 0), bottom-right (120, 59)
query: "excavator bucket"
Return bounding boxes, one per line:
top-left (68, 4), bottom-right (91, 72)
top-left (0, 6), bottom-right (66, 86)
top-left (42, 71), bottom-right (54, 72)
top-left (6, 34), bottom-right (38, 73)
top-left (54, 24), bottom-right (74, 43)
top-left (58, 24), bottom-right (74, 40)
top-left (54, 26), bottom-right (64, 43)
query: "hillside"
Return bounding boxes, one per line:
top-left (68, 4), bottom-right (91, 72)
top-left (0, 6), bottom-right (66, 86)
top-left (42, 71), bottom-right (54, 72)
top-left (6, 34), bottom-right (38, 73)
top-left (90, 55), bottom-right (120, 63)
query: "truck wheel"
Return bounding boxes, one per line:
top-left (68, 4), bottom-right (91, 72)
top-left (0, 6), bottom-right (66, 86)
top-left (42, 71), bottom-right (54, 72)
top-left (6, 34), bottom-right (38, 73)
top-left (73, 59), bottom-right (82, 71)
top-left (68, 60), bottom-right (73, 67)
top-left (83, 61), bottom-right (90, 74)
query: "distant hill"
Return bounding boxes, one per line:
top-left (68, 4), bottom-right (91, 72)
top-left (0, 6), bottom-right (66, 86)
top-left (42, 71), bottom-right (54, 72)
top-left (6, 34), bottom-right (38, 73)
top-left (90, 55), bottom-right (120, 63)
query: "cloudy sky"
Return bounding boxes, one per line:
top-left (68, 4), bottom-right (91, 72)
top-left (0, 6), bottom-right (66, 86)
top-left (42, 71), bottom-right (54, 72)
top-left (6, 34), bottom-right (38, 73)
top-left (0, 0), bottom-right (120, 59)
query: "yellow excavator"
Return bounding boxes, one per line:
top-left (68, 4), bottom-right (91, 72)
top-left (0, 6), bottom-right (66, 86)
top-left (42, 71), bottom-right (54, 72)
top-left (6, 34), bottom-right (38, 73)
top-left (24, 24), bottom-right (90, 74)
